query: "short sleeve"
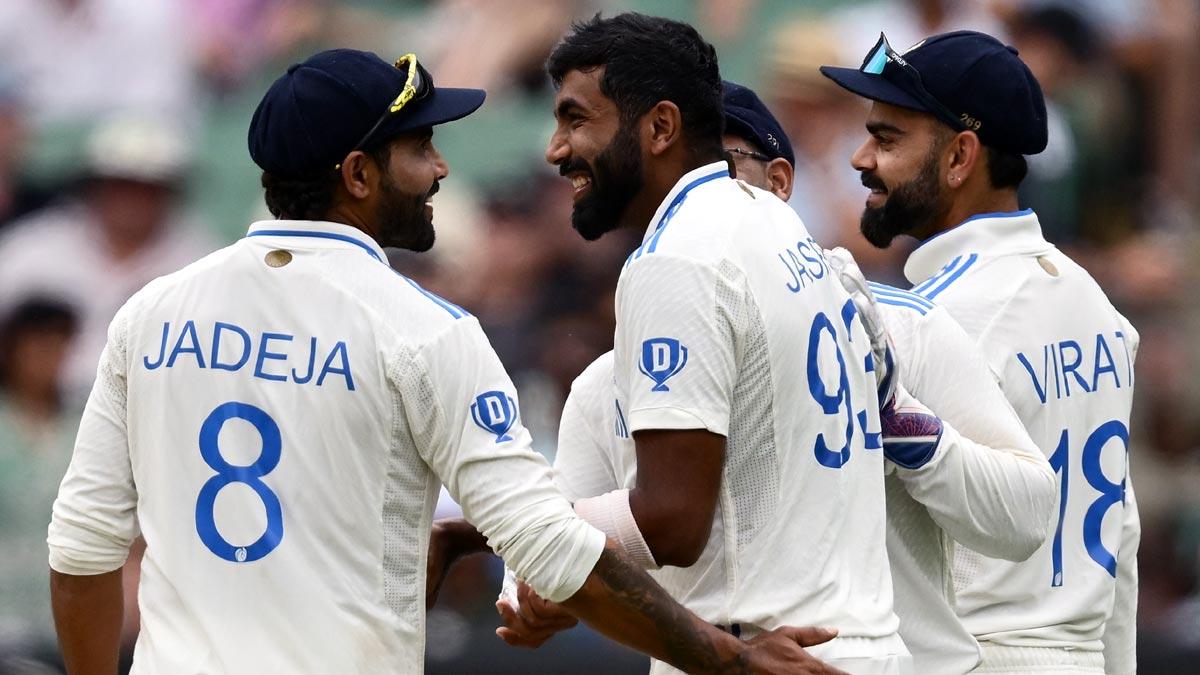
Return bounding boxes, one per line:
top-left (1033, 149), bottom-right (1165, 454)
top-left (614, 255), bottom-right (741, 437)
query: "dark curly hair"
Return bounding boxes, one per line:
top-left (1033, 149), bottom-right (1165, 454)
top-left (546, 13), bottom-right (724, 163)
top-left (261, 143), bottom-right (393, 220)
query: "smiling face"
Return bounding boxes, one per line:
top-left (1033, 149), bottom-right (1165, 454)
top-left (372, 127), bottom-right (448, 251)
top-left (850, 101), bottom-right (952, 248)
top-left (545, 68), bottom-right (646, 241)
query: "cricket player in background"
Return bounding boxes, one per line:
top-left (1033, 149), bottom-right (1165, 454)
top-left (535, 12), bottom-right (908, 673)
top-left (822, 30), bottom-right (1140, 674)
top-left (499, 81), bottom-right (1057, 675)
top-left (46, 47), bottom-right (841, 675)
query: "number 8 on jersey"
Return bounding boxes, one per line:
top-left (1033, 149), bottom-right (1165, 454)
top-left (194, 401), bottom-right (285, 563)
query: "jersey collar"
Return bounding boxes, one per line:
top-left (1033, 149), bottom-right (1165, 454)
top-left (246, 220), bottom-right (388, 264)
top-left (640, 161), bottom-right (731, 245)
top-left (904, 209), bottom-right (1051, 286)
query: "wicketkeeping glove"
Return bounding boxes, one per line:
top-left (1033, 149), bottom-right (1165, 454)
top-left (824, 247), bottom-right (897, 406)
top-left (880, 383), bottom-right (944, 470)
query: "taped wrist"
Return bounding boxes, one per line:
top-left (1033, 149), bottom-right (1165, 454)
top-left (498, 565), bottom-right (520, 608)
top-left (573, 489), bottom-right (659, 569)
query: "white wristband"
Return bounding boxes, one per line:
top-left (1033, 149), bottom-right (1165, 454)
top-left (573, 489), bottom-right (659, 569)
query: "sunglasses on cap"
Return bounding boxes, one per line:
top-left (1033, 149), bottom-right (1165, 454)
top-left (336, 53), bottom-right (434, 170)
top-left (860, 34), bottom-right (967, 133)
top-left (725, 147), bottom-right (773, 162)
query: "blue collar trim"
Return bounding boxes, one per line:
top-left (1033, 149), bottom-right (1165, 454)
top-left (640, 167), bottom-right (730, 257)
top-left (247, 229), bottom-right (383, 263)
top-left (920, 208), bottom-right (1034, 246)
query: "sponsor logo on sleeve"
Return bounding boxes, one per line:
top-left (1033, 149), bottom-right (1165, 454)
top-left (470, 390), bottom-right (518, 442)
top-left (639, 337), bottom-right (688, 392)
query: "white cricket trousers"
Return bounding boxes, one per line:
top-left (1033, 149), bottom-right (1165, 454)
top-left (970, 643), bottom-right (1104, 674)
top-left (650, 634), bottom-right (913, 674)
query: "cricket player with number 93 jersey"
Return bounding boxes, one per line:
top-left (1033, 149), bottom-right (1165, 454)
top-left (501, 79), bottom-right (1058, 675)
top-left (521, 13), bottom-right (909, 674)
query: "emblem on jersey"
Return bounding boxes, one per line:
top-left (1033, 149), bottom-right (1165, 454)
top-left (470, 390), bottom-right (519, 443)
top-left (639, 338), bottom-right (688, 392)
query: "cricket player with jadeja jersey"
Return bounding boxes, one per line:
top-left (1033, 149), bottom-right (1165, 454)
top-left (822, 30), bottom-right (1140, 674)
top-left (501, 80), bottom-right (1057, 675)
top-left (47, 48), bottom-right (842, 675)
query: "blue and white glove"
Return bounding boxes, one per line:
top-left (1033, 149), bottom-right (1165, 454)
top-left (881, 384), bottom-right (944, 470)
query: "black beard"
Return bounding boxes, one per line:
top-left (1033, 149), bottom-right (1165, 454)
top-left (566, 121), bottom-right (644, 241)
top-left (377, 178), bottom-right (436, 252)
top-left (859, 149), bottom-right (944, 249)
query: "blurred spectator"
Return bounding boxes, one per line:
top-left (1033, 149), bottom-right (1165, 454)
top-left (424, 0), bottom-right (580, 93)
top-left (1143, 0), bottom-right (1200, 228)
top-left (187, 0), bottom-right (323, 94)
top-left (0, 70), bottom-right (54, 236)
top-left (0, 298), bottom-right (79, 674)
top-left (764, 18), bottom-right (912, 284)
top-left (0, 0), bottom-right (198, 129)
top-left (1008, 4), bottom-right (1139, 245)
top-left (828, 0), bottom-right (1005, 63)
top-left (0, 115), bottom-right (217, 402)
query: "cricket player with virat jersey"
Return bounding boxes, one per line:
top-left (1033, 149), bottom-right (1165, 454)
top-left (47, 48), bottom-right (840, 675)
top-left (501, 81), bottom-right (1057, 675)
top-left (823, 30), bottom-right (1140, 674)
top-left (523, 14), bottom-right (908, 674)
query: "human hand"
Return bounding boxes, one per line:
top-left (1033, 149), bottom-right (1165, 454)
top-left (427, 518), bottom-right (492, 610)
top-left (495, 580), bottom-right (578, 648)
top-left (736, 626), bottom-right (849, 675)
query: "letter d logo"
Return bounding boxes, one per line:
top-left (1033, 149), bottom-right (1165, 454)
top-left (639, 337), bottom-right (688, 392)
top-left (470, 390), bottom-right (519, 443)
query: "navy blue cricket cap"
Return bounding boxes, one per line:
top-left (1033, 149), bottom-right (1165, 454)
top-left (248, 49), bottom-right (485, 177)
top-left (819, 31), bottom-right (1047, 155)
top-left (722, 81), bottom-right (795, 167)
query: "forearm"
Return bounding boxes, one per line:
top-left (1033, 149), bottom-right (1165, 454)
top-left (50, 569), bottom-right (124, 675)
top-left (561, 544), bottom-right (746, 673)
top-left (894, 421), bottom-right (1055, 560)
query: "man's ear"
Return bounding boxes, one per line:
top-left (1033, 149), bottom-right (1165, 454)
top-left (644, 101), bottom-right (683, 157)
top-left (339, 150), bottom-right (376, 200)
top-left (945, 130), bottom-right (983, 190)
top-left (766, 158), bottom-right (794, 201)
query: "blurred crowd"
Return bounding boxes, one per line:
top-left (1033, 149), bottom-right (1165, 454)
top-left (0, 0), bottom-right (1196, 673)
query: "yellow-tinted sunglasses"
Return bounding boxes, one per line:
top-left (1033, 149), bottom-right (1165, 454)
top-left (336, 53), bottom-right (433, 169)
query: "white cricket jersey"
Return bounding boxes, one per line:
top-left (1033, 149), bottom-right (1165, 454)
top-left (904, 210), bottom-right (1140, 674)
top-left (869, 284), bottom-right (1055, 674)
top-left (611, 162), bottom-right (904, 667)
top-left (48, 220), bottom-right (604, 674)
top-left (556, 282), bottom-right (1055, 674)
